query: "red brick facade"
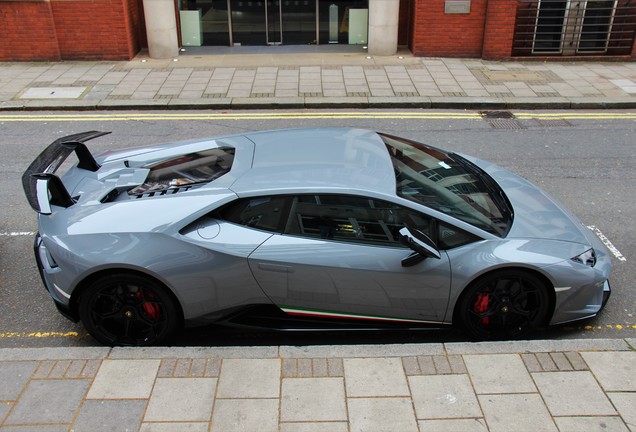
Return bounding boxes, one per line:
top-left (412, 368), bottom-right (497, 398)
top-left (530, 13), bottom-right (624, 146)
top-left (0, 1), bottom-right (60, 61)
top-left (0, 0), bottom-right (141, 61)
top-left (411, 0), bottom-right (487, 58)
top-left (2, 0), bottom-right (634, 61)
top-left (410, 0), bottom-right (635, 60)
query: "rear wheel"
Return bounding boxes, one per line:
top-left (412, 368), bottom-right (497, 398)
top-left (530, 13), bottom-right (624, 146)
top-left (457, 270), bottom-right (551, 340)
top-left (79, 273), bottom-right (179, 346)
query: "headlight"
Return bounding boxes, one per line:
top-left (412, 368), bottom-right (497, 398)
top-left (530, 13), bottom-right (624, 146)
top-left (571, 248), bottom-right (596, 267)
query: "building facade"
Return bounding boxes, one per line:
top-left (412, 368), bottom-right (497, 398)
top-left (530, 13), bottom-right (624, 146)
top-left (1, 0), bottom-right (635, 61)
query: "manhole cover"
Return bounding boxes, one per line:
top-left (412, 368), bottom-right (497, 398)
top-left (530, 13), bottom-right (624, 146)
top-left (20, 87), bottom-right (86, 99)
top-left (482, 70), bottom-right (545, 82)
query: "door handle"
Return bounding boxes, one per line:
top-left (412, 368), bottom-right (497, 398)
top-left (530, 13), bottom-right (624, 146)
top-left (257, 263), bottom-right (294, 273)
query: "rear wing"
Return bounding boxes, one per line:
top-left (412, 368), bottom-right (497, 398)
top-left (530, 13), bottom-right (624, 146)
top-left (22, 131), bottom-right (110, 214)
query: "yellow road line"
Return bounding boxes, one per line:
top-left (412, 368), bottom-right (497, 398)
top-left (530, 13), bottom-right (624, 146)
top-left (0, 325), bottom-right (634, 339)
top-left (515, 113), bottom-right (636, 119)
top-left (0, 112), bottom-right (482, 122)
top-left (0, 111), bottom-right (634, 122)
top-left (562, 324), bottom-right (636, 331)
top-left (0, 331), bottom-right (81, 339)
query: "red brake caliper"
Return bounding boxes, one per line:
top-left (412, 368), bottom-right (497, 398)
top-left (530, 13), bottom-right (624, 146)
top-left (474, 293), bottom-right (490, 326)
top-left (136, 290), bottom-right (161, 321)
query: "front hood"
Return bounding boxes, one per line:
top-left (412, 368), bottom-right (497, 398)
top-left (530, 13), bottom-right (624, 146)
top-left (468, 156), bottom-right (592, 245)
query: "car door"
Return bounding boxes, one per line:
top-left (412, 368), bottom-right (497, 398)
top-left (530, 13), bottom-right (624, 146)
top-left (248, 194), bottom-right (452, 323)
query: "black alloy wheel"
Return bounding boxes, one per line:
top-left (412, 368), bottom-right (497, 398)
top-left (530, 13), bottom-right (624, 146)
top-left (79, 273), bottom-right (179, 346)
top-left (458, 270), bottom-right (551, 340)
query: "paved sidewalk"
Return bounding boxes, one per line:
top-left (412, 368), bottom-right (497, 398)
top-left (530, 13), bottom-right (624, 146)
top-left (2, 51), bottom-right (636, 110)
top-left (0, 338), bottom-right (634, 431)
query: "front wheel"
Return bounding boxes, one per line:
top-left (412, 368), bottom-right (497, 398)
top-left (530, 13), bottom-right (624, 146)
top-left (457, 270), bottom-right (551, 340)
top-left (79, 273), bottom-right (179, 346)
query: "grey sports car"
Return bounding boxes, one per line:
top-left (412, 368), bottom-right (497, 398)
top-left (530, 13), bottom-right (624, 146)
top-left (23, 128), bottom-right (611, 346)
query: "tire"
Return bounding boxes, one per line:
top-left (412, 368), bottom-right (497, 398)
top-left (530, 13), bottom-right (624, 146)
top-left (79, 273), bottom-right (179, 346)
top-left (457, 270), bottom-right (551, 340)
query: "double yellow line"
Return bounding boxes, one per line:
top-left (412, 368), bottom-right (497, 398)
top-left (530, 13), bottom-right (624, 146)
top-left (1, 111), bottom-right (634, 122)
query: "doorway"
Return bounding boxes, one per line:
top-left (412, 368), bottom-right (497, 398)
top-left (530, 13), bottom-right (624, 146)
top-left (180, 0), bottom-right (368, 47)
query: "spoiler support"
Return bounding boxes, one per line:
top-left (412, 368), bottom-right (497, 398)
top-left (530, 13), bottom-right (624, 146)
top-left (61, 141), bottom-right (101, 172)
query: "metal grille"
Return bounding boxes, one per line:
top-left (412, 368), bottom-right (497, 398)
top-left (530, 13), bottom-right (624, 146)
top-left (513, 0), bottom-right (636, 56)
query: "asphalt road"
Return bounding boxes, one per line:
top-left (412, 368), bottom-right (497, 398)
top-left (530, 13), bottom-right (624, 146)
top-left (0, 109), bottom-right (634, 347)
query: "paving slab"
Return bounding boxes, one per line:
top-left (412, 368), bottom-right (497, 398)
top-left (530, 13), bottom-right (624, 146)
top-left (343, 358), bottom-right (409, 396)
top-left (463, 354), bottom-right (536, 394)
top-left (280, 377), bottom-right (347, 422)
top-left (409, 374), bottom-right (482, 419)
top-left (0, 347), bottom-right (110, 361)
top-left (417, 419), bottom-right (488, 432)
top-left (71, 399), bottom-right (147, 432)
top-left (5, 379), bottom-right (90, 425)
top-left (348, 398), bottom-right (418, 432)
top-left (0, 361), bottom-right (38, 400)
top-left (607, 393), bottom-right (636, 427)
top-left (0, 401), bottom-right (12, 424)
top-left (581, 351), bottom-right (636, 391)
top-left (139, 422), bottom-right (209, 432)
top-left (553, 416), bottom-right (630, 432)
top-left (0, 426), bottom-right (70, 432)
top-left (87, 359), bottom-right (160, 399)
top-left (216, 358), bottom-right (280, 398)
top-left (109, 346), bottom-right (278, 359)
top-left (479, 393), bottom-right (557, 432)
top-left (445, 338), bottom-right (630, 355)
top-left (532, 371), bottom-right (616, 416)
top-left (279, 343), bottom-right (444, 358)
top-left (210, 398), bottom-right (279, 432)
top-left (144, 378), bottom-right (216, 422)
top-left (279, 422), bottom-right (349, 432)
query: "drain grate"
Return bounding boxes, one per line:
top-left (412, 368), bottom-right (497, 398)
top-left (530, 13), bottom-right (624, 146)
top-left (479, 110), bottom-right (515, 119)
top-left (535, 119), bottom-right (573, 127)
top-left (488, 118), bottom-right (526, 129)
top-left (479, 111), bottom-right (526, 129)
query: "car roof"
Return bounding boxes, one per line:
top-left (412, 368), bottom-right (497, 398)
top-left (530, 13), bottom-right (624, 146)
top-left (230, 128), bottom-right (397, 196)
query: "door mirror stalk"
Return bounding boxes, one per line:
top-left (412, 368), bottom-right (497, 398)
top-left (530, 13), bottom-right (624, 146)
top-left (399, 227), bottom-right (441, 266)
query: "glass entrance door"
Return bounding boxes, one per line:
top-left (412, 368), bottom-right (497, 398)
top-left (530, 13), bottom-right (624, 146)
top-left (282, 0), bottom-right (316, 44)
top-left (230, 0), bottom-right (316, 45)
top-left (230, 0), bottom-right (266, 45)
top-left (266, 0), bottom-right (282, 44)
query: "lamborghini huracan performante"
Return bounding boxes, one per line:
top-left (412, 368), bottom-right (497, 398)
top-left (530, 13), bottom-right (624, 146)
top-left (22, 128), bottom-right (611, 346)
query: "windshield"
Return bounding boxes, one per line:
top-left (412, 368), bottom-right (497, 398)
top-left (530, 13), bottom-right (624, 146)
top-left (381, 133), bottom-right (512, 236)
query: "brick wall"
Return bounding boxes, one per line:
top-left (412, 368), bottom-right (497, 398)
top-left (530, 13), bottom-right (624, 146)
top-left (411, 0), bottom-right (488, 57)
top-left (0, 0), bottom-right (61, 61)
top-left (51, 0), bottom-right (140, 60)
top-left (482, 0), bottom-right (517, 59)
top-left (0, 0), bottom-right (140, 61)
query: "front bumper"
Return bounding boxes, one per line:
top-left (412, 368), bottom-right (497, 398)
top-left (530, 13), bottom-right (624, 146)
top-left (33, 233), bottom-right (79, 322)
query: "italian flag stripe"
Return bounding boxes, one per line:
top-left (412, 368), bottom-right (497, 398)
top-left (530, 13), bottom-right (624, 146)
top-left (279, 306), bottom-right (433, 324)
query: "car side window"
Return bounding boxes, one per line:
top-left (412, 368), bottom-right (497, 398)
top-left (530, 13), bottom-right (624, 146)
top-left (216, 196), bottom-right (289, 233)
top-left (284, 194), bottom-right (433, 247)
top-left (438, 221), bottom-right (481, 249)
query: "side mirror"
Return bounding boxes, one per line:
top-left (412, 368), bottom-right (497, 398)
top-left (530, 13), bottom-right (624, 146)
top-left (399, 227), bottom-right (441, 265)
